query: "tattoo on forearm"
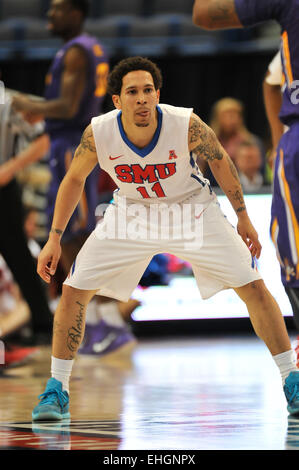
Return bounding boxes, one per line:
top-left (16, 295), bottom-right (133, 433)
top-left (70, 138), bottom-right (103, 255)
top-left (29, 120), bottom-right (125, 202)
top-left (189, 116), bottom-right (224, 162)
top-left (75, 126), bottom-right (96, 158)
top-left (227, 156), bottom-right (240, 182)
top-left (228, 188), bottom-right (246, 213)
top-left (67, 301), bottom-right (85, 355)
top-left (50, 228), bottom-right (63, 235)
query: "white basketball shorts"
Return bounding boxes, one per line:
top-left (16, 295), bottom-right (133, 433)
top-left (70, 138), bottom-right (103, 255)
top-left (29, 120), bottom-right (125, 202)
top-left (63, 195), bottom-right (262, 301)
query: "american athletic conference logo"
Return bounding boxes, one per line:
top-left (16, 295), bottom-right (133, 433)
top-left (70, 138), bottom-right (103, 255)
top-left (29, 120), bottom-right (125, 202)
top-left (94, 197), bottom-right (205, 250)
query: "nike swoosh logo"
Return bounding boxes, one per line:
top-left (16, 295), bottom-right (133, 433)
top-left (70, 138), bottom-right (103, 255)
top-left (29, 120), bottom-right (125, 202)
top-left (109, 155), bottom-right (124, 160)
top-left (92, 333), bottom-right (117, 353)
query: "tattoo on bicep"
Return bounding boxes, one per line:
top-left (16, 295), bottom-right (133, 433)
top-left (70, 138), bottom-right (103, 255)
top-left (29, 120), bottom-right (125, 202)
top-left (208, 0), bottom-right (236, 26)
top-left (74, 126), bottom-right (96, 158)
top-left (189, 117), bottom-right (201, 143)
top-left (66, 301), bottom-right (85, 355)
top-left (189, 117), bottom-right (224, 162)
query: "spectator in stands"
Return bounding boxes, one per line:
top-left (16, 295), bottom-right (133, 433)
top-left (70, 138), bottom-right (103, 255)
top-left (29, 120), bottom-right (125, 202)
top-left (234, 140), bottom-right (264, 192)
top-left (210, 98), bottom-right (256, 162)
top-left (199, 97), bottom-right (265, 186)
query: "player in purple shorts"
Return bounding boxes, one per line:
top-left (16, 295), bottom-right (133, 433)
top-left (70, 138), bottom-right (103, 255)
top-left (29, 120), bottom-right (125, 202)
top-left (192, 0), bottom-right (299, 369)
top-left (263, 51), bottom-right (299, 364)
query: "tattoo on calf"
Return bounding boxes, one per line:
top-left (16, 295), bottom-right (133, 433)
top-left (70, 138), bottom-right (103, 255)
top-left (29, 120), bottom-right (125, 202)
top-left (66, 301), bottom-right (85, 355)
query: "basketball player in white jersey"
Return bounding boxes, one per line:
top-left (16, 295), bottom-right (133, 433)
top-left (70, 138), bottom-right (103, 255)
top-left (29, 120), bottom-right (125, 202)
top-left (32, 57), bottom-right (299, 421)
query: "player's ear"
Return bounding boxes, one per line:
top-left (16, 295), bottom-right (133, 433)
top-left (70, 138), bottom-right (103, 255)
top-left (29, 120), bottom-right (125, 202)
top-left (156, 89), bottom-right (160, 103)
top-left (112, 94), bottom-right (121, 110)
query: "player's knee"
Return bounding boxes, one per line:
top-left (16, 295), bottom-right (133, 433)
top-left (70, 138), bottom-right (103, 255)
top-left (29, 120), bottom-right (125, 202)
top-left (61, 284), bottom-right (96, 306)
top-left (247, 280), bottom-right (271, 305)
top-left (236, 279), bottom-right (269, 305)
top-left (61, 284), bottom-right (78, 300)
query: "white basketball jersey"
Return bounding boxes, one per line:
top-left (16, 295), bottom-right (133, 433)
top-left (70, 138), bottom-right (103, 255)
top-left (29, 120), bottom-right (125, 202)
top-left (91, 103), bottom-right (214, 205)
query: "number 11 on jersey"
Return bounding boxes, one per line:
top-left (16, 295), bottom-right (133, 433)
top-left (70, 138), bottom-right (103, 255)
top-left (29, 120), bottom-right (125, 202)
top-left (136, 182), bottom-right (166, 198)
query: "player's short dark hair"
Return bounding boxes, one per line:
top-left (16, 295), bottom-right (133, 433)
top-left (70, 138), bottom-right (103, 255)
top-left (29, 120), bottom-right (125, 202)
top-left (107, 57), bottom-right (163, 96)
top-left (68, 0), bottom-right (89, 20)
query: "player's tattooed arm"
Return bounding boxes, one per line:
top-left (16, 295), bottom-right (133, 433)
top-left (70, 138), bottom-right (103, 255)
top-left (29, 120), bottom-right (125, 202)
top-left (192, 0), bottom-right (242, 30)
top-left (188, 113), bottom-right (261, 256)
top-left (74, 124), bottom-right (97, 159)
top-left (189, 114), bottom-right (224, 162)
top-left (188, 113), bottom-right (246, 216)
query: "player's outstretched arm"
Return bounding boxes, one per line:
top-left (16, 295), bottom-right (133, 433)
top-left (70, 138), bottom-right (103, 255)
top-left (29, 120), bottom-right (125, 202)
top-left (37, 124), bottom-right (98, 283)
top-left (188, 113), bottom-right (261, 258)
top-left (0, 134), bottom-right (50, 187)
top-left (192, 0), bottom-right (242, 30)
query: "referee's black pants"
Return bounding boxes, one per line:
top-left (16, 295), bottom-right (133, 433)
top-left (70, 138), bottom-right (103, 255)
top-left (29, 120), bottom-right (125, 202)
top-left (0, 179), bottom-right (52, 335)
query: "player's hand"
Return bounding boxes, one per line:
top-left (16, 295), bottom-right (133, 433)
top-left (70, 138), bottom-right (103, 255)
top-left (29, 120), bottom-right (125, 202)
top-left (37, 238), bottom-right (61, 283)
top-left (237, 216), bottom-right (262, 259)
top-left (11, 94), bottom-right (33, 112)
top-left (267, 147), bottom-right (277, 170)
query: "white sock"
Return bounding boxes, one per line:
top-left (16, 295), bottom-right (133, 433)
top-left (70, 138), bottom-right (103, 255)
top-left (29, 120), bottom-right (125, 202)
top-left (273, 349), bottom-right (298, 384)
top-left (85, 299), bottom-right (100, 325)
top-left (51, 356), bottom-right (74, 394)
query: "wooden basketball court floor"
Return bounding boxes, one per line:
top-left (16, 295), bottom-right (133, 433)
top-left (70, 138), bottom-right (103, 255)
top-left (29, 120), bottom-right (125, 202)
top-left (0, 333), bottom-right (299, 451)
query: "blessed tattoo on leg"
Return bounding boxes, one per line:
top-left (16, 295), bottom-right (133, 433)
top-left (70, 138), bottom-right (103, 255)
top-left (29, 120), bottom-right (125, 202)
top-left (67, 301), bottom-right (85, 354)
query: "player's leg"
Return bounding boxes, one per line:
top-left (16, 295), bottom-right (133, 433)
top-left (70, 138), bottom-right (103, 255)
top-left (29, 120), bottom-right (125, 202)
top-left (32, 222), bottom-right (155, 420)
top-left (284, 287), bottom-right (299, 332)
top-left (271, 132), bottom-right (299, 368)
top-left (173, 196), bottom-right (299, 415)
top-left (32, 285), bottom-right (97, 421)
top-left (234, 279), bottom-right (299, 415)
top-left (51, 285), bottom-right (98, 360)
top-left (284, 286), bottom-right (299, 367)
top-left (234, 280), bottom-right (292, 356)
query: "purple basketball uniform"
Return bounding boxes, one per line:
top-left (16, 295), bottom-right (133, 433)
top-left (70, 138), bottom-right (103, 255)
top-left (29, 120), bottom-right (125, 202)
top-left (45, 34), bottom-right (108, 241)
top-left (235, 0), bottom-right (299, 288)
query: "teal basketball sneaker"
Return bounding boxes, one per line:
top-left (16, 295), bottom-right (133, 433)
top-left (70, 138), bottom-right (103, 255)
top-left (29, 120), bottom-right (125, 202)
top-left (32, 378), bottom-right (70, 421)
top-left (284, 371), bottom-right (299, 416)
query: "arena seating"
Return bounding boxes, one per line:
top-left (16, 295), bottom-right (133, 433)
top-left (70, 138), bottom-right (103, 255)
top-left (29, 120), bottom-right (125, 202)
top-left (0, 0), bottom-right (281, 59)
